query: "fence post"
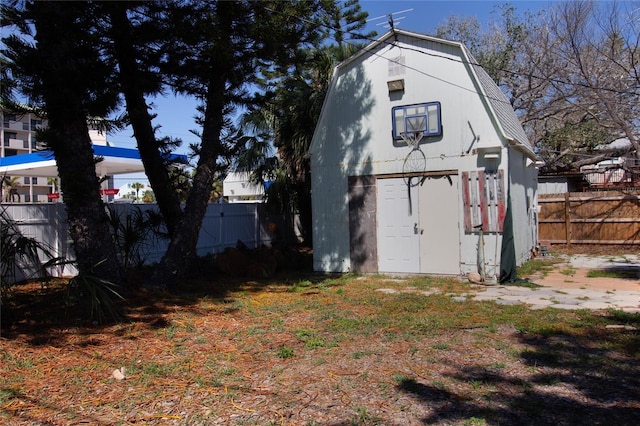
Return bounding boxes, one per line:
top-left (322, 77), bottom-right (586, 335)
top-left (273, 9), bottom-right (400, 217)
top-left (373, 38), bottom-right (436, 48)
top-left (564, 192), bottom-right (571, 247)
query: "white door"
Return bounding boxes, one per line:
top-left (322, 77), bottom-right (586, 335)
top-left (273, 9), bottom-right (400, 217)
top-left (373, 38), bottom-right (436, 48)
top-left (418, 175), bottom-right (461, 274)
top-left (376, 178), bottom-right (420, 273)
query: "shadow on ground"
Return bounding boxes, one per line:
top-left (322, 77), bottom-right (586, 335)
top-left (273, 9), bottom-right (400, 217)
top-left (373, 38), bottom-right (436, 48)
top-left (0, 246), bottom-right (323, 346)
top-left (396, 330), bottom-right (640, 425)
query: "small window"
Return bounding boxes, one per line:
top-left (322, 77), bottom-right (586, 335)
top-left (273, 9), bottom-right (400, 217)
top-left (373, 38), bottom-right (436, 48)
top-left (4, 132), bottom-right (17, 144)
top-left (3, 114), bottom-right (16, 127)
top-left (24, 177), bottom-right (30, 184)
top-left (32, 177), bottom-right (38, 185)
top-left (392, 102), bottom-right (442, 141)
top-left (30, 119), bottom-right (42, 131)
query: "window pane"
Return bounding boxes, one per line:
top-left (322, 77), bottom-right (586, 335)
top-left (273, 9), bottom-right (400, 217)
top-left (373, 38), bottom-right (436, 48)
top-left (406, 115), bottom-right (426, 132)
top-left (394, 109), bottom-right (404, 134)
top-left (427, 105), bottom-right (439, 134)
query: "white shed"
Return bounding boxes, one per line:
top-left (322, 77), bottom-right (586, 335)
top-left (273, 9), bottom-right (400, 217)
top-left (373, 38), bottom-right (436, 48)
top-left (309, 30), bottom-right (539, 282)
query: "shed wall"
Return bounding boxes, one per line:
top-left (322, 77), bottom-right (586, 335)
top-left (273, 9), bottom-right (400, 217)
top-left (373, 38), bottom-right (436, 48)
top-left (310, 38), bottom-right (529, 274)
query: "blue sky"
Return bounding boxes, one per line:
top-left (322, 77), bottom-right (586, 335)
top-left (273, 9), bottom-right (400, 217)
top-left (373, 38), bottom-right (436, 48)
top-left (361, 0), bottom-right (554, 35)
top-left (109, 0), bottom-right (555, 186)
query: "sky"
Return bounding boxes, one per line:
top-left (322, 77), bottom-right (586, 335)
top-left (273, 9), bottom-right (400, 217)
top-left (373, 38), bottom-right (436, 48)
top-left (109, 0), bottom-right (557, 187)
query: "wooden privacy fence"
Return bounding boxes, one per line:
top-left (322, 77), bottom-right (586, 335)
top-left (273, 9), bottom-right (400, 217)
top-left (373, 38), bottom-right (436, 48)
top-left (538, 190), bottom-right (640, 246)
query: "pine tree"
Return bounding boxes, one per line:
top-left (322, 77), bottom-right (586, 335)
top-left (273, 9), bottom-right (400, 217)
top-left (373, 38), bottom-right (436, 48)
top-left (2, 1), bottom-right (124, 285)
top-left (236, 0), bottom-right (375, 243)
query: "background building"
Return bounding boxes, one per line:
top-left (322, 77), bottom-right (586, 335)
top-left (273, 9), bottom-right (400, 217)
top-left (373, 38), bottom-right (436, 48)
top-left (223, 172), bottom-right (267, 203)
top-left (1, 108), bottom-right (110, 202)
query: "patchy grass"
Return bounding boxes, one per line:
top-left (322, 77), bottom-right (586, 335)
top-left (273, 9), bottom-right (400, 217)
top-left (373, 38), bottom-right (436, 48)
top-left (517, 257), bottom-right (562, 278)
top-left (587, 269), bottom-right (639, 279)
top-left (504, 280), bottom-right (542, 289)
top-left (1, 273), bottom-right (639, 425)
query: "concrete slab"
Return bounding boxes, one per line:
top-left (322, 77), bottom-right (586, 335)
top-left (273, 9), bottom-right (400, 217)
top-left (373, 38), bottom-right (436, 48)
top-left (376, 255), bottom-right (640, 312)
top-left (494, 299), bottom-right (524, 306)
top-left (549, 303), bottom-right (587, 310)
top-left (580, 301), bottom-right (616, 310)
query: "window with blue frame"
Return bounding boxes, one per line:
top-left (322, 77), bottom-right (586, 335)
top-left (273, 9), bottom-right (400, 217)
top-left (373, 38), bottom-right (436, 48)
top-left (392, 102), bottom-right (442, 141)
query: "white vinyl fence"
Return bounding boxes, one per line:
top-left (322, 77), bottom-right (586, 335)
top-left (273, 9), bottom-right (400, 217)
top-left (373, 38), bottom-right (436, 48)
top-left (3, 202), bottom-right (281, 283)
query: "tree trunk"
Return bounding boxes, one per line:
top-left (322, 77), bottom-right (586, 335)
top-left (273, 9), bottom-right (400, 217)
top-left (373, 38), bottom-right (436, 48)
top-left (295, 177), bottom-right (313, 246)
top-left (53, 123), bottom-right (123, 284)
top-left (149, 78), bottom-right (227, 290)
top-left (148, 118), bottom-right (224, 290)
top-left (148, 2), bottom-right (237, 291)
top-left (107, 4), bottom-right (184, 236)
top-left (34, 5), bottom-right (123, 285)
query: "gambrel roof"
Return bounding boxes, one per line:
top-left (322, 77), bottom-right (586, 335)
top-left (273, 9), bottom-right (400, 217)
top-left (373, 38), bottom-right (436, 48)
top-left (332, 29), bottom-right (536, 159)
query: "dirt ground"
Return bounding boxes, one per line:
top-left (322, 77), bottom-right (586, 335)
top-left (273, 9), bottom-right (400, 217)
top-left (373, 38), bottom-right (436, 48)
top-left (1, 248), bottom-right (639, 425)
top-left (531, 267), bottom-right (640, 291)
top-left (530, 245), bottom-right (640, 291)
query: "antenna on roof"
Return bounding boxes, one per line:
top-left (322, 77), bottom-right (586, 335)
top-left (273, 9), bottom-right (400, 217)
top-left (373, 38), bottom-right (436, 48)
top-left (367, 8), bottom-right (413, 30)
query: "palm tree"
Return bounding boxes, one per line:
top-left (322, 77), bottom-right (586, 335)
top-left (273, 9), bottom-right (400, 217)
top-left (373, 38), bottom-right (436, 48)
top-left (234, 0), bottom-right (374, 244)
top-left (130, 182), bottom-right (145, 202)
top-left (1, 208), bottom-right (57, 296)
top-left (141, 190), bottom-right (155, 203)
top-left (236, 43), bottom-right (364, 244)
top-left (2, 176), bottom-right (21, 203)
top-left (47, 177), bottom-right (59, 193)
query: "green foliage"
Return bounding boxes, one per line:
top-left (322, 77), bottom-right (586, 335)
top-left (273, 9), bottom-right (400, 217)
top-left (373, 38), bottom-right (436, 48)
top-left (464, 417), bottom-right (488, 425)
top-left (129, 182), bottom-right (146, 202)
top-left (435, 4), bottom-right (528, 84)
top-left (516, 258), bottom-right (560, 277)
top-left (3, 2), bottom-right (126, 285)
top-left (235, 1), bottom-right (375, 243)
top-left (295, 329), bottom-right (326, 349)
top-left (587, 269), bottom-right (638, 279)
top-left (141, 190), bottom-right (155, 203)
top-left (168, 166), bottom-right (192, 204)
top-left (1, 176), bottom-right (21, 203)
top-left (537, 119), bottom-right (609, 172)
top-left (106, 205), bottom-right (167, 271)
top-left (0, 208), bottom-right (60, 296)
top-left (607, 309), bottom-right (640, 325)
top-left (65, 273), bottom-right (125, 324)
top-left (320, 0), bottom-right (376, 48)
top-left (277, 345), bottom-right (295, 359)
